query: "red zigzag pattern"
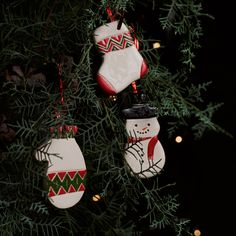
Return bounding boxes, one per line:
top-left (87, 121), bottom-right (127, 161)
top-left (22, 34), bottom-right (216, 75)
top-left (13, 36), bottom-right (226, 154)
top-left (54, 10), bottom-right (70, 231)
top-left (97, 32), bottom-right (134, 53)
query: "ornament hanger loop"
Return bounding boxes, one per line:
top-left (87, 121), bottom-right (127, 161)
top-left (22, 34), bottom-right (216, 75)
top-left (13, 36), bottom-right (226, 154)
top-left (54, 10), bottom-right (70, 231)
top-left (106, 6), bottom-right (124, 29)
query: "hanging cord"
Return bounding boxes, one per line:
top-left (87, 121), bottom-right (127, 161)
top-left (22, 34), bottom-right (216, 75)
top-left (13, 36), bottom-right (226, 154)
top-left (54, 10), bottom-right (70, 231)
top-left (106, 6), bottom-right (115, 22)
top-left (54, 62), bottom-right (64, 119)
top-left (131, 81), bottom-right (138, 94)
top-left (129, 25), bottom-right (139, 50)
top-left (130, 26), bottom-right (140, 95)
top-left (57, 63), bottom-right (64, 105)
top-left (106, 5), bottom-right (124, 30)
top-left (39, 0), bottom-right (59, 53)
top-left (50, 61), bottom-right (78, 138)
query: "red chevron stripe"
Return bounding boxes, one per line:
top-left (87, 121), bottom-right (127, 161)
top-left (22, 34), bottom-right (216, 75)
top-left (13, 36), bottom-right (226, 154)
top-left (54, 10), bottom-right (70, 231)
top-left (113, 34), bottom-right (122, 42)
top-left (58, 171), bottom-right (66, 181)
top-left (68, 184), bottom-right (76, 193)
top-left (107, 34), bottom-right (133, 47)
top-left (58, 186), bottom-right (66, 195)
top-left (68, 171), bottom-right (77, 180)
top-left (78, 170), bottom-right (86, 179)
top-left (48, 173), bottom-right (56, 181)
top-left (98, 34), bottom-right (132, 47)
top-left (97, 32), bottom-right (134, 53)
top-left (99, 39), bottom-right (133, 53)
top-left (48, 187), bottom-right (56, 197)
top-left (97, 37), bottom-right (109, 48)
top-left (78, 183), bottom-right (85, 191)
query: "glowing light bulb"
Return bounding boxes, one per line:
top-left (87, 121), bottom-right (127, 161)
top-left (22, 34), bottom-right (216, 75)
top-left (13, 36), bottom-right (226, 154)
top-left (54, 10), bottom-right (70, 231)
top-left (175, 136), bottom-right (183, 143)
top-left (92, 194), bottom-right (101, 202)
top-left (194, 229), bottom-right (201, 236)
top-left (109, 95), bottom-right (117, 101)
top-left (36, 138), bottom-right (87, 209)
top-left (153, 42), bottom-right (161, 49)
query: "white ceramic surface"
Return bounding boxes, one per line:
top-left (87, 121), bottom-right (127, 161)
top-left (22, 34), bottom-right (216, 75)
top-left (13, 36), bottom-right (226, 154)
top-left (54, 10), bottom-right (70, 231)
top-left (125, 117), bottom-right (165, 178)
top-left (36, 138), bottom-right (86, 209)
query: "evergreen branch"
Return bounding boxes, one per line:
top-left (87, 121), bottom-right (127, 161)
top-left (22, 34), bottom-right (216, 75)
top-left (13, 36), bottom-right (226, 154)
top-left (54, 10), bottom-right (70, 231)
top-left (13, 119), bottom-right (38, 139)
top-left (83, 192), bottom-right (127, 235)
top-left (29, 217), bottom-right (68, 236)
top-left (59, 209), bottom-right (79, 236)
top-left (6, 141), bottom-right (33, 160)
top-left (159, 0), bottom-right (208, 71)
top-left (29, 201), bottom-right (49, 215)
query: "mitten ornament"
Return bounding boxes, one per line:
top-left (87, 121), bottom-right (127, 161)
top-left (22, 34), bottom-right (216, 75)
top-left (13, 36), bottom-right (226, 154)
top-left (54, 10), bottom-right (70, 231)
top-left (94, 20), bottom-right (148, 94)
top-left (35, 126), bottom-right (87, 209)
top-left (122, 104), bottom-right (165, 178)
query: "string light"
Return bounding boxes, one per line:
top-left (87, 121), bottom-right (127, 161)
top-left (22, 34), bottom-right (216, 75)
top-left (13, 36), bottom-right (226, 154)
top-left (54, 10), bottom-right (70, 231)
top-left (109, 95), bottom-right (117, 101)
top-left (175, 135), bottom-right (183, 143)
top-left (92, 194), bottom-right (101, 202)
top-left (194, 229), bottom-right (201, 236)
top-left (153, 42), bottom-right (161, 49)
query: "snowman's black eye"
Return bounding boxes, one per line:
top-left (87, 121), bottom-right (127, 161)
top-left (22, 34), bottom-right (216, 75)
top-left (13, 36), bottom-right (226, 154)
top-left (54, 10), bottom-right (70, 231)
top-left (135, 124), bottom-right (138, 127)
top-left (147, 123), bottom-right (150, 126)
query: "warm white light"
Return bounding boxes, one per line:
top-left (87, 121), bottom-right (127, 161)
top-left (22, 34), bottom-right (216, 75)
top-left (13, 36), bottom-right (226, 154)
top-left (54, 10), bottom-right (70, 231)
top-left (194, 229), bottom-right (201, 236)
top-left (175, 136), bottom-right (183, 143)
top-left (92, 194), bottom-right (101, 202)
top-left (109, 95), bottom-right (117, 101)
top-left (153, 42), bottom-right (161, 49)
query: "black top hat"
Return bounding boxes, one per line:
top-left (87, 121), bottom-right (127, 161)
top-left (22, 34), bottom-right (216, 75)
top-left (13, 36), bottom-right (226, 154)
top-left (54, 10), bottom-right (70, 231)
top-left (122, 103), bottom-right (157, 119)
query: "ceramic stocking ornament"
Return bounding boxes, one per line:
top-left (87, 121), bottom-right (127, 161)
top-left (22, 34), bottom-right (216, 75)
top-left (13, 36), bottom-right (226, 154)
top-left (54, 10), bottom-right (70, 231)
top-left (35, 125), bottom-right (87, 209)
top-left (94, 20), bottom-right (148, 94)
top-left (122, 104), bottom-right (165, 178)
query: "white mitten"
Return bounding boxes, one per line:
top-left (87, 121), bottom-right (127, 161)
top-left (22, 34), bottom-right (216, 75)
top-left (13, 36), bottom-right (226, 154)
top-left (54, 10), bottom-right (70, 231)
top-left (94, 20), bottom-right (148, 94)
top-left (35, 126), bottom-right (87, 209)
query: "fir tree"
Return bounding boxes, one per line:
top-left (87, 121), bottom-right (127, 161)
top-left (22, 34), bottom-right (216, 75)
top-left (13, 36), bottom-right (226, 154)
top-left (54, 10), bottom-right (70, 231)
top-left (0, 0), bottom-right (230, 235)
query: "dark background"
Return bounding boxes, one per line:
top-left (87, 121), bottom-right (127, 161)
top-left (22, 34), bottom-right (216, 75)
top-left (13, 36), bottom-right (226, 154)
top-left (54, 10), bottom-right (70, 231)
top-left (139, 0), bottom-right (236, 235)
top-left (163, 1), bottom-right (236, 235)
top-left (134, 1), bottom-right (235, 235)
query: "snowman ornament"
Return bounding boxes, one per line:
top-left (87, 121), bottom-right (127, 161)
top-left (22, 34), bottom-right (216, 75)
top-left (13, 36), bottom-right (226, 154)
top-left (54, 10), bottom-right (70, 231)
top-left (35, 125), bottom-right (87, 209)
top-left (122, 104), bottom-right (165, 178)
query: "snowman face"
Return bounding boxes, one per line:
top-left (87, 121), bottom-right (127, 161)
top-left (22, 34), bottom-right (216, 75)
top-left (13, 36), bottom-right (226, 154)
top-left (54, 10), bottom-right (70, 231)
top-left (126, 117), bottom-right (160, 137)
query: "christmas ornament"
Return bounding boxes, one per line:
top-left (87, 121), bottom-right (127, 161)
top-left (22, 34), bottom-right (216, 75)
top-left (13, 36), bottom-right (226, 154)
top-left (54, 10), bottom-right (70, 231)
top-left (122, 102), bottom-right (165, 178)
top-left (35, 62), bottom-right (86, 209)
top-left (94, 20), bottom-right (148, 94)
top-left (35, 125), bottom-right (87, 209)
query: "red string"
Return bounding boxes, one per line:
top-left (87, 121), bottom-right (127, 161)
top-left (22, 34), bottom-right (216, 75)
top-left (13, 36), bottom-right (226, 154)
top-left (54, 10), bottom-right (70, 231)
top-left (131, 82), bottom-right (138, 94)
top-left (57, 63), bottom-right (64, 105)
top-left (130, 26), bottom-right (140, 94)
top-left (52, 62), bottom-right (80, 135)
top-left (106, 6), bottom-right (115, 22)
top-left (129, 25), bottom-right (139, 50)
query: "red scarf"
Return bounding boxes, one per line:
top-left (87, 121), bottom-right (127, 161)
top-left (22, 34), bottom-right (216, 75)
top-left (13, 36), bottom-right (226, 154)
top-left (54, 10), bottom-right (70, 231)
top-left (128, 135), bottom-right (158, 160)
